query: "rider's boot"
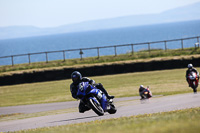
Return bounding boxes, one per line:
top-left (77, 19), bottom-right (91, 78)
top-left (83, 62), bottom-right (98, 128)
top-left (107, 95), bottom-right (115, 99)
top-left (96, 83), bottom-right (114, 99)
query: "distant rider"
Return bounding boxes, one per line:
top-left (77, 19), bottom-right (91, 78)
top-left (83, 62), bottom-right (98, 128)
top-left (70, 71), bottom-right (114, 113)
top-left (186, 64), bottom-right (199, 87)
top-left (139, 85), bottom-right (152, 100)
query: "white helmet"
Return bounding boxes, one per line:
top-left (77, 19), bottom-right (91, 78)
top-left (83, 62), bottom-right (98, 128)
top-left (140, 85), bottom-right (144, 88)
top-left (188, 64), bottom-right (193, 69)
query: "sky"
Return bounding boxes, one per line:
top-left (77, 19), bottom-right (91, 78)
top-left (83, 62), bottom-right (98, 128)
top-left (0, 0), bottom-right (200, 28)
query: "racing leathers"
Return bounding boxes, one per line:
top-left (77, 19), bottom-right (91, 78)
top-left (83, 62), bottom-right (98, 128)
top-left (186, 68), bottom-right (199, 86)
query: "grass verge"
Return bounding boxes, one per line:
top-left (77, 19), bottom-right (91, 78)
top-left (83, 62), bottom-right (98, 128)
top-left (14, 107), bottom-right (200, 133)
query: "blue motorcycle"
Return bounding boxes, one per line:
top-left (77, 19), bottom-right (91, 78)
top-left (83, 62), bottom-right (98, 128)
top-left (76, 81), bottom-right (117, 116)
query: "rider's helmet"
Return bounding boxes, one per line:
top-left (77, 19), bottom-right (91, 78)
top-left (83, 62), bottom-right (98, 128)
top-left (71, 71), bottom-right (82, 84)
top-left (140, 85), bottom-right (144, 88)
top-left (188, 64), bottom-right (193, 69)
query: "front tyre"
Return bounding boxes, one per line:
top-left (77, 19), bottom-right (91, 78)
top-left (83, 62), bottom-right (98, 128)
top-left (193, 86), bottom-right (197, 93)
top-left (192, 81), bottom-right (198, 93)
top-left (88, 98), bottom-right (104, 116)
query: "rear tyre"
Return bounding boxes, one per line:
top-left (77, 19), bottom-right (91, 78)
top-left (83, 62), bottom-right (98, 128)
top-left (107, 103), bottom-right (117, 114)
top-left (88, 98), bottom-right (104, 116)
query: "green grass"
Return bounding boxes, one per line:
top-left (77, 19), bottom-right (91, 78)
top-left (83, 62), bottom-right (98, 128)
top-left (1, 67), bottom-right (199, 107)
top-left (0, 47), bottom-right (200, 74)
top-left (13, 107), bottom-right (200, 133)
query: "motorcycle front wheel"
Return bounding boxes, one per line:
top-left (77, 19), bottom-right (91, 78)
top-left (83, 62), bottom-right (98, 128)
top-left (192, 81), bottom-right (198, 93)
top-left (88, 98), bottom-right (104, 116)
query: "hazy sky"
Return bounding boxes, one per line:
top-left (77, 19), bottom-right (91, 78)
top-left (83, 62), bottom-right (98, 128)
top-left (0, 0), bottom-right (200, 28)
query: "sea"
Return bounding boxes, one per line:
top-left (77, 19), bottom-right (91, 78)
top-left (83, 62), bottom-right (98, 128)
top-left (0, 20), bottom-right (200, 66)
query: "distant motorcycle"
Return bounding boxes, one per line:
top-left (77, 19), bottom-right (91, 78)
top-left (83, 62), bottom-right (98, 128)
top-left (141, 87), bottom-right (152, 100)
top-left (188, 71), bottom-right (199, 93)
top-left (76, 81), bottom-right (117, 116)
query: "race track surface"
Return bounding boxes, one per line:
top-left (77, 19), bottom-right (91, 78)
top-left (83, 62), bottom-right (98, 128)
top-left (0, 93), bottom-right (200, 132)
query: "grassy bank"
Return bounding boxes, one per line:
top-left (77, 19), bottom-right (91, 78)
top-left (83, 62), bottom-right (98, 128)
top-left (1, 47), bottom-right (200, 74)
top-left (1, 68), bottom-right (199, 107)
top-left (14, 107), bottom-right (200, 133)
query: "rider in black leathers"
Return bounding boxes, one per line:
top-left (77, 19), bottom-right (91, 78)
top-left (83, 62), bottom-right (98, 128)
top-left (139, 85), bottom-right (152, 100)
top-left (186, 64), bottom-right (199, 87)
top-left (70, 71), bottom-right (114, 113)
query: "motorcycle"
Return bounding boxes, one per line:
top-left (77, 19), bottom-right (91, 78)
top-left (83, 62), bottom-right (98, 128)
top-left (141, 87), bottom-right (152, 100)
top-left (188, 71), bottom-right (199, 93)
top-left (76, 81), bottom-right (117, 116)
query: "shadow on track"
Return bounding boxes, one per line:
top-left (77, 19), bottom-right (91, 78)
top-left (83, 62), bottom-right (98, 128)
top-left (49, 114), bottom-right (109, 124)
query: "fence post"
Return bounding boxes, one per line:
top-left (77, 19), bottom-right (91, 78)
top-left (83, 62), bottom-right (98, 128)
top-left (181, 39), bottom-right (184, 50)
top-left (114, 46), bottom-right (117, 56)
top-left (148, 43), bottom-right (151, 54)
top-left (45, 52), bottom-right (48, 63)
top-left (97, 48), bottom-right (100, 59)
top-left (197, 37), bottom-right (199, 48)
top-left (28, 54), bottom-right (31, 64)
top-left (79, 49), bottom-right (83, 60)
top-left (63, 51), bottom-right (66, 61)
top-left (131, 44), bottom-right (134, 55)
top-left (11, 56), bottom-right (14, 66)
top-left (164, 41), bottom-right (167, 51)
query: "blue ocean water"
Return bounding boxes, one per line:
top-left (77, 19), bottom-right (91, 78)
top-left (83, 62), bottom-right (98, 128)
top-left (0, 20), bottom-right (200, 65)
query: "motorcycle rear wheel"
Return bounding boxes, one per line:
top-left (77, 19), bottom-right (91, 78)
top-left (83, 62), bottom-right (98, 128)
top-left (107, 103), bottom-right (117, 114)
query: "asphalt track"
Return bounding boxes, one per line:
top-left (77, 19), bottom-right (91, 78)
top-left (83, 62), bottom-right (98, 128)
top-left (0, 93), bottom-right (200, 132)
